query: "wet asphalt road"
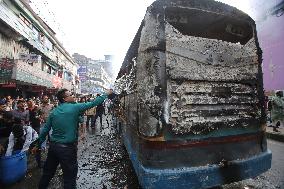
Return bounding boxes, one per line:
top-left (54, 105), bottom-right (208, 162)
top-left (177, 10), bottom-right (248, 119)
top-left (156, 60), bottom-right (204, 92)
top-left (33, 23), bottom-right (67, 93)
top-left (75, 117), bottom-right (140, 189)
top-left (266, 140), bottom-right (284, 188)
top-left (223, 139), bottom-right (284, 189)
top-left (49, 114), bottom-right (140, 189)
top-left (2, 114), bottom-right (283, 189)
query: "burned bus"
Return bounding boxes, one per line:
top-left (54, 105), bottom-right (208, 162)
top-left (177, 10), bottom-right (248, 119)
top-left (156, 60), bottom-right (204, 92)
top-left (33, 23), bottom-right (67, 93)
top-left (114, 0), bottom-right (272, 188)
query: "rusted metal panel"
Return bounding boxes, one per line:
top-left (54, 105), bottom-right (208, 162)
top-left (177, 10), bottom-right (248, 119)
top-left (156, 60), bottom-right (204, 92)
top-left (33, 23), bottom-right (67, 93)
top-left (165, 27), bottom-right (259, 82)
top-left (169, 82), bottom-right (261, 134)
top-left (170, 106), bottom-right (259, 120)
top-left (136, 51), bottom-right (166, 137)
top-left (138, 11), bottom-right (164, 52)
top-left (170, 81), bottom-right (255, 94)
top-left (173, 93), bottom-right (257, 105)
top-left (167, 54), bottom-right (259, 82)
top-left (165, 22), bottom-right (262, 135)
top-left (116, 0), bottom-right (264, 137)
top-left (116, 1), bottom-right (271, 188)
top-left (128, 93), bottom-right (138, 127)
top-left (165, 24), bottom-right (258, 65)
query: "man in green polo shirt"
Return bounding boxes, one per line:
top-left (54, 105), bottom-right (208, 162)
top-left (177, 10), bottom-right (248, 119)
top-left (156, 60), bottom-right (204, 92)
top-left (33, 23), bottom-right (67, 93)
top-left (35, 88), bottom-right (111, 189)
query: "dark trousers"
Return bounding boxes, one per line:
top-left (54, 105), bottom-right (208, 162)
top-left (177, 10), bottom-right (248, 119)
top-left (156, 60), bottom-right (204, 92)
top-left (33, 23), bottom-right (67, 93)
top-left (93, 112), bottom-right (103, 127)
top-left (38, 143), bottom-right (78, 189)
top-left (35, 149), bottom-right (41, 167)
top-left (33, 127), bottom-right (42, 167)
top-left (86, 115), bottom-right (94, 128)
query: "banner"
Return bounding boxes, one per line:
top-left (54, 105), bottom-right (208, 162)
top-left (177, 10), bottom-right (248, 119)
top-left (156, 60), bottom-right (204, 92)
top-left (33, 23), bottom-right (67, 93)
top-left (77, 66), bottom-right (87, 81)
top-left (18, 53), bottom-right (41, 64)
top-left (0, 82), bottom-right (16, 88)
top-left (0, 58), bottom-right (14, 79)
top-left (52, 76), bottom-right (63, 88)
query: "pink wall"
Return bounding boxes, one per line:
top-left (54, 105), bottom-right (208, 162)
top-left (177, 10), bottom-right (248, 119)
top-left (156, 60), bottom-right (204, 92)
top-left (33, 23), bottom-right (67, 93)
top-left (257, 9), bottom-right (284, 91)
top-left (253, 0), bottom-right (284, 91)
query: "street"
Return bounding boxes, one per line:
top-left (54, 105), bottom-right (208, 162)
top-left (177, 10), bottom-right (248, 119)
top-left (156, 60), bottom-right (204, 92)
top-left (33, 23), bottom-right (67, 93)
top-left (0, 0), bottom-right (283, 189)
top-left (49, 114), bottom-right (140, 189)
top-left (51, 114), bottom-right (284, 189)
top-left (2, 113), bottom-right (283, 189)
top-left (267, 140), bottom-right (284, 188)
top-left (223, 140), bottom-right (284, 189)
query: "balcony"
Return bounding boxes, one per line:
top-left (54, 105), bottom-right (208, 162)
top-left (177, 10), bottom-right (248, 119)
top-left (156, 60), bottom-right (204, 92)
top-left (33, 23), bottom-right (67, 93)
top-left (0, 2), bottom-right (57, 61)
top-left (0, 59), bottom-right (72, 90)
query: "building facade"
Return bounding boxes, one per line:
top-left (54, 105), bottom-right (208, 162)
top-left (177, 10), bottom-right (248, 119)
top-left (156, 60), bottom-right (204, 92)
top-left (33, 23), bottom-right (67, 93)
top-left (0, 0), bottom-right (80, 97)
top-left (73, 53), bottom-right (113, 95)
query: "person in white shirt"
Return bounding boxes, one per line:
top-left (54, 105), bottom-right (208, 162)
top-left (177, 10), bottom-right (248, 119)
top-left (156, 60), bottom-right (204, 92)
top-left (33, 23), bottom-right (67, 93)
top-left (3, 118), bottom-right (41, 167)
top-left (5, 118), bottom-right (38, 156)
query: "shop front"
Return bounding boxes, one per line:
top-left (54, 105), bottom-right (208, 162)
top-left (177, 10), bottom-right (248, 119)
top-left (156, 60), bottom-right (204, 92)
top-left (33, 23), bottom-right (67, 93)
top-left (0, 59), bottom-right (67, 98)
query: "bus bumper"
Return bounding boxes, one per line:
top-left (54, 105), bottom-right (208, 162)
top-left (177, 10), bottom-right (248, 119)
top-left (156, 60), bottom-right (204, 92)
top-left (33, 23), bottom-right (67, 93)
top-left (124, 136), bottom-right (272, 189)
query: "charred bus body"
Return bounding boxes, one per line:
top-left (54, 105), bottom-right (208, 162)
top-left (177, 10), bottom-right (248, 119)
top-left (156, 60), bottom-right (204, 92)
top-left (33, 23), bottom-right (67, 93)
top-left (115, 0), bottom-right (272, 188)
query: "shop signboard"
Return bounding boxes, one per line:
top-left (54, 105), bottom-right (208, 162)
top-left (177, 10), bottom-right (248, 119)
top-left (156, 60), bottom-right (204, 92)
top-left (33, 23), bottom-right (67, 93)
top-left (0, 58), bottom-right (14, 80)
top-left (46, 88), bottom-right (58, 93)
top-left (52, 76), bottom-right (63, 88)
top-left (45, 88), bottom-right (58, 94)
top-left (30, 85), bottom-right (46, 92)
top-left (79, 75), bottom-right (86, 81)
top-left (77, 66), bottom-right (87, 82)
top-left (18, 53), bottom-right (41, 64)
top-left (0, 82), bottom-right (16, 88)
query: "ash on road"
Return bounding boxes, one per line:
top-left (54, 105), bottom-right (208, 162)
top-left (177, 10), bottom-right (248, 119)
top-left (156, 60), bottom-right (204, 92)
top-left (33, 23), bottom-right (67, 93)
top-left (2, 114), bottom-right (283, 189)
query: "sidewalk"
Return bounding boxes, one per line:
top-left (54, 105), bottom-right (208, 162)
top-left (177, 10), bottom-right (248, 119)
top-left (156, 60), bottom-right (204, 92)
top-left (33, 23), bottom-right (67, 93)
top-left (266, 125), bottom-right (284, 142)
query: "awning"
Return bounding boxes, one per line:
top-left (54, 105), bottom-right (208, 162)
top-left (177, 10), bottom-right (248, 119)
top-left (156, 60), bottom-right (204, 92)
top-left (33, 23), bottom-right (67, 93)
top-left (46, 60), bottom-right (60, 70)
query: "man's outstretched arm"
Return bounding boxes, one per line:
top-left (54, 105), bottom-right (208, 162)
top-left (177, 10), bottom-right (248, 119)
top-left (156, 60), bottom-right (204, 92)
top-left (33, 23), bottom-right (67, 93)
top-left (74, 90), bottom-right (112, 113)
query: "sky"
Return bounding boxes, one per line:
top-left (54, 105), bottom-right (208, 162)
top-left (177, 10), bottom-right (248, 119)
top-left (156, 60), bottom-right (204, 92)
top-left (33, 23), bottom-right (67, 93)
top-left (30, 0), bottom-right (256, 76)
top-left (31, 0), bottom-right (154, 75)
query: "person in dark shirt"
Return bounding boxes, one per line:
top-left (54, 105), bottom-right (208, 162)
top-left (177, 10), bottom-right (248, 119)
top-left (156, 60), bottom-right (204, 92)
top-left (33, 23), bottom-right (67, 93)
top-left (11, 100), bottom-right (29, 125)
top-left (107, 89), bottom-right (117, 101)
top-left (0, 111), bottom-right (14, 155)
top-left (27, 100), bottom-right (42, 134)
top-left (0, 111), bottom-right (14, 138)
top-left (92, 94), bottom-right (105, 130)
top-left (107, 89), bottom-right (118, 115)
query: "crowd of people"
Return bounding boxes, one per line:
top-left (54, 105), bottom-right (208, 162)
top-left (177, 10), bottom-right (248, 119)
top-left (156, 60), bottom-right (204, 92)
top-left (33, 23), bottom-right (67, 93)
top-left (0, 89), bottom-right (116, 188)
top-left (1, 88), bottom-right (282, 188)
top-left (0, 94), bottom-right (55, 167)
